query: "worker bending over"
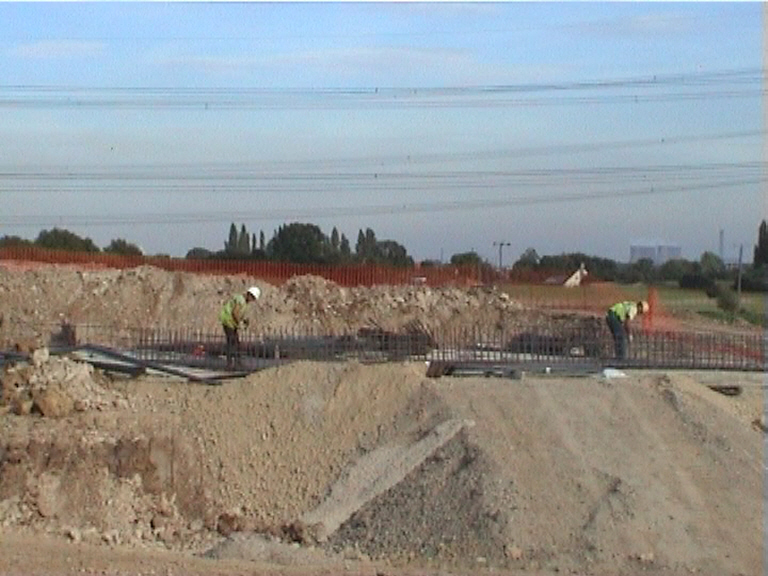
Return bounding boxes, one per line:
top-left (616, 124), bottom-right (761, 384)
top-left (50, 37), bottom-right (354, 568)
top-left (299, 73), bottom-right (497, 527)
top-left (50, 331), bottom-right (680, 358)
top-left (605, 300), bottom-right (648, 360)
top-left (219, 286), bottom-right (261, 369)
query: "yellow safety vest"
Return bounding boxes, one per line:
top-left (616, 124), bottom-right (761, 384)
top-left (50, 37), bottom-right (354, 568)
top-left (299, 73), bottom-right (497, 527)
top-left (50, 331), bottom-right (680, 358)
top-left (609, 301), bottom-right (638, 323)
top-left (219, 293), bottom-right (246, 329)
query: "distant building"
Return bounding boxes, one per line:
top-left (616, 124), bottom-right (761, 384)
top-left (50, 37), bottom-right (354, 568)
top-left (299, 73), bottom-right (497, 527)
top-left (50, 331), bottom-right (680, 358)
top-left (629, 243), bottom-right (682, 265)
top-left (629, 245), bottom-right (656, 264)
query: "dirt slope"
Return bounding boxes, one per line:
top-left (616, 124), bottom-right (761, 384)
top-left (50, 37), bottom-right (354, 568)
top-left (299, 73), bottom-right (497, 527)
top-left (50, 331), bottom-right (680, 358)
top-left (0, 356), bottom-right (763, 576)
top-left (0, 262), bottom-right (763, 576)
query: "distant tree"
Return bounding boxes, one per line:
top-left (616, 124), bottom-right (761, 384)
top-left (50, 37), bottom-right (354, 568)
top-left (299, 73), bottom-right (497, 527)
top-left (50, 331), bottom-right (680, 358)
top-left (539, 253), bottom-right (591, 275)
top-left (657, 258), bottom-right (694, 282)
top-left (235, 224), bottom-right (249, 255)
top-left (0, 235), bottom-right (33, 248)
top-left (377, 240), bottom-right (414, 267)
top-left (633, 257), bottom-right (656, 283)
top-left (339, 234), bottom-right (352, 262)
top-left (615, 258), bottom-right (655, 284)
top-left (355, 228), bottom-right (380, 263)
top-left (248, 232), bottom-right (268, 259)
top-left (584, 255), bottom-right (619, 281)
top-left (739, 265), bottom-right (768, 292)
top-left (104, 238), bottom-right (143, 256)
top-left (679, 260), bottom-right (715, 290)
top-left (186, 247), bottom-right (213, 259)
top-left (532, 252), bottom-right (618, 280)
top-left (450, 251), bottom-right (482, 266)
top-left (225, 223), bottom-right (238, 254)
top-left (330, 227), bottom-right (340, 252)
top-left (356, 230), bottom-right (365, 258)
top-left (699, 251), bottom-right (726, 279)
top-left (513, 247), bottom-right (540, 270)
top-left (223, 223), bottom-right (253, 257)
top-left (267, 222), bottom-right (331, 264)
top-left (754, 220), bottom-right (768, 266)
top-left (35, 228), bottom-right (100, 252)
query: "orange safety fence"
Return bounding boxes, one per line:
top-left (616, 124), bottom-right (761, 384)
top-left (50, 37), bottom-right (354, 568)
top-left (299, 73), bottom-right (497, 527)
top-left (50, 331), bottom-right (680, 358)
top-left (0, 245), bottom-right (480, 288)
top-left (0, 246), bottom-right (666, 313)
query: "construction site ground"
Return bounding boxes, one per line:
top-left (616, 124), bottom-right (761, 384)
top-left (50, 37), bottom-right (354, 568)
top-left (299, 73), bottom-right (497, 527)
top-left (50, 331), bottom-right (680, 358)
top-left (0, 263), bottom-right (764, 576)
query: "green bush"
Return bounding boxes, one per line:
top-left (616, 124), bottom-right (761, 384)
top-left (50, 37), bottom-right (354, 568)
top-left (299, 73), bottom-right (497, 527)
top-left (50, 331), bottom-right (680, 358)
top-left (679, 273), bottom-right (715, 291)
top-left (714, 285), bottom-right (740, 315)
top-left (737, 266), bottom-right (768, 293)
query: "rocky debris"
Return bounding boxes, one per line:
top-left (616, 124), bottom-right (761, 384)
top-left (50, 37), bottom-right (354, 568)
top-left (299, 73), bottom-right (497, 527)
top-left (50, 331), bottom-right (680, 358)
top-left (300, 418), bottom-right (475, 543)
top-left (1, 349), bottom-right (127, 417)
top-left (0, 265), bottom-right (546, 350)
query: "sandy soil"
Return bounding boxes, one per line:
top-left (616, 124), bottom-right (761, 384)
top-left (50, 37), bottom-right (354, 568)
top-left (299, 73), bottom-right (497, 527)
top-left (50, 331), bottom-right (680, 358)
top-left (0, 263), bottom-right (764, 576)
top-left (1, 360), bottom-right (763, 576)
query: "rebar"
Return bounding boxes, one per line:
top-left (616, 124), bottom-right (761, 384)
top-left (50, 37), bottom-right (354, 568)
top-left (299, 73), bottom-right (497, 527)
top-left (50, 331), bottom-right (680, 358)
top-left (23, 322), bottom-right (763, 375)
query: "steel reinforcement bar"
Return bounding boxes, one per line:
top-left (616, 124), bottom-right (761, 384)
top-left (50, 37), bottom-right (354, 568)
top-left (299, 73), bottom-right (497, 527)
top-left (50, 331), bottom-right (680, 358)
top-left (33, 322), bottom-right (766, 374)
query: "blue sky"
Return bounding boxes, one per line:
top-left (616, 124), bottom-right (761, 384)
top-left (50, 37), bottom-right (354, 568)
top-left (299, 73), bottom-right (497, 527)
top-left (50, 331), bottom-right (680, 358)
top-left (0, 2), bottom-right (763, 265)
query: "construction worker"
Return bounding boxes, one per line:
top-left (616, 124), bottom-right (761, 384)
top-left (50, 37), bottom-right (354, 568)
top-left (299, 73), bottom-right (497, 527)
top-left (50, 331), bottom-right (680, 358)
top-left (605, 300), bottom-right (648, 360)
top-left (219, 286), bottom-right (261, 369)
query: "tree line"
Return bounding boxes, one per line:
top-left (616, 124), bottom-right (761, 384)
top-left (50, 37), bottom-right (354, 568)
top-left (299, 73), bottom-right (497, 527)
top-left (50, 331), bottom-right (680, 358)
top-left (0, 228), bottom-right (143, 256)
top-left (187, 222), bottom-right (414, 267)
top-left (1, 220), bottom-right (767, 293)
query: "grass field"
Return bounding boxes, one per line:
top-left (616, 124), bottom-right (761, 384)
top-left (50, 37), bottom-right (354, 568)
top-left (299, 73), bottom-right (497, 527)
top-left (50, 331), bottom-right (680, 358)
top-left (501, 281), bottom-right (766, 327)
top-left (653, 282), bottom-right (765, 326)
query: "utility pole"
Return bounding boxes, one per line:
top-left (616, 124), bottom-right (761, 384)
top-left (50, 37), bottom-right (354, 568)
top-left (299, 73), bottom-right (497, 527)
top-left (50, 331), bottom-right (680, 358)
top-left (493, 241), bottom-right (511, 269)
top-left (737, 244), bottom-right (744, 306)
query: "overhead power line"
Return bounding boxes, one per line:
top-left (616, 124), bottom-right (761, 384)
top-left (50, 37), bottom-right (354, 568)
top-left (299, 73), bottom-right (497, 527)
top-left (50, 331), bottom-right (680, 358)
top-left (0, 161), bottom-right (762, 194)
top-left (0, 129), bottom-right (763, 180)
top-left (0, 175), bottom-right (762, 228)
top-left (0, 68), bottom-right (762, 109)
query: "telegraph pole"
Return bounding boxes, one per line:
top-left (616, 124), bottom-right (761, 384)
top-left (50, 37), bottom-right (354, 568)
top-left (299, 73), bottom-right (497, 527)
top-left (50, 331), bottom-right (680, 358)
top-left (493, 241), bottom-right (511, 269)
top-left (737, 244), bottom-right (743, 306)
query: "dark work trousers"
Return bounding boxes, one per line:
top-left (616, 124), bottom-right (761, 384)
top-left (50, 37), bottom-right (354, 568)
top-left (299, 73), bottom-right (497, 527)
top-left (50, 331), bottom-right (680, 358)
top-left (605, 311), bottom-right (627, 360)
top-left (223, 325), bottom-right (240, 367)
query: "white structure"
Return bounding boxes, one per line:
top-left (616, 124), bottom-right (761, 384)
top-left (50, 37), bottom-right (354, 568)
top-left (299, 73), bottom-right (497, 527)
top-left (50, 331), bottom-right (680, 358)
top-left (544, 263), bottom-right (588, 287)
top-left (629, 243), bottom-right (681, 265)
top-left (563, 263), bottom-right (588, 287)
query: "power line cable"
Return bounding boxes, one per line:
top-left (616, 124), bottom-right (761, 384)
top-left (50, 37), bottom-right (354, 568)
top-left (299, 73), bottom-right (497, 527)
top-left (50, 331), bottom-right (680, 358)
top-left (1, 175), bottom-right (761, 228)
top-left (0, 68), bottom-right (762, 109)
top-left (0, 130), bottom-right (762, 177)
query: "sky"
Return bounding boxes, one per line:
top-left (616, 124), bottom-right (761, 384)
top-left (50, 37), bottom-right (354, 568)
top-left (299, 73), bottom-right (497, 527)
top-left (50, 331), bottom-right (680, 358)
top-left (0, 1), bottom-right (764, 265)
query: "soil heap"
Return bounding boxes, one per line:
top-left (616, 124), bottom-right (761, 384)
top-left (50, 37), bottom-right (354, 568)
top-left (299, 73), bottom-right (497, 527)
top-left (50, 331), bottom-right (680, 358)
top-left (0, 263), bottom-right (763, 576)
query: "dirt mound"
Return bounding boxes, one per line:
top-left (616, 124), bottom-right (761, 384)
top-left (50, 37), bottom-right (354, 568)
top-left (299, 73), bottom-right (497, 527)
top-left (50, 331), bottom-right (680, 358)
top-left (0, 350), bottom-right (763, 576)
top-left (0, 357), bottom-right (450, 552)
top-left (0, 263), bottom-right (763, 576)
top-left (0, 264), bottom-right (536, 349)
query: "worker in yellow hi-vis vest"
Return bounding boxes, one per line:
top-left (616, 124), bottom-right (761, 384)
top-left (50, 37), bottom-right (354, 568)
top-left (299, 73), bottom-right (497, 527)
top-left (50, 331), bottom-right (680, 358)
top-left (219, 286), bottom-right (261, 369)
top-left (605, 300), bottom-right (648, 360)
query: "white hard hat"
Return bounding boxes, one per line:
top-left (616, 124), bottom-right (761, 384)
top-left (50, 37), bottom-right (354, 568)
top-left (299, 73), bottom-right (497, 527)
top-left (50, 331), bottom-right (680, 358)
top-left (247, 286), bottom-right (261, 300)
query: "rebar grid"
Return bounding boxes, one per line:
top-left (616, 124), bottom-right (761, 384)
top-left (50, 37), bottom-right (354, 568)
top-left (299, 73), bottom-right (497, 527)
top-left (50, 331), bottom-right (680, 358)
top-left (36, 322), bottom-right (766, 373)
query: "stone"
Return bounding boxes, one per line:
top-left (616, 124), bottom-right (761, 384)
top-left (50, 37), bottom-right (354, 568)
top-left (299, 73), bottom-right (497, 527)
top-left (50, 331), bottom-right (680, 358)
top-left (32, 385), bottom-right (74, 418)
